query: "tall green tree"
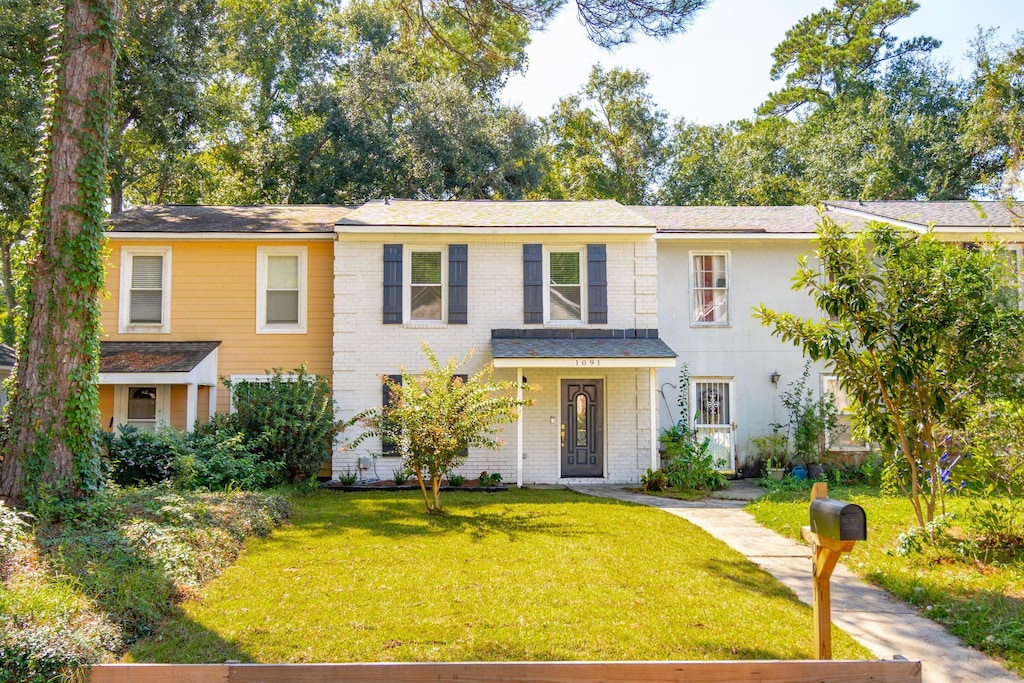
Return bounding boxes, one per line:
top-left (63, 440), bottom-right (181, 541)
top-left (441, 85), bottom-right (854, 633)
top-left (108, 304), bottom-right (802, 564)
top-left (659, 117), bottom-right (805, 205)
top-left (0, 0), bottom-right (122, 506)
top-left (966, 30), bottom-right (1024, 199)
top-left (539, 65), bottom-right (667, 204)
top-left (109, 0), bottom-right (219, 213)
top-left (662, 1), bottom-right (981, 204)
top-left (755, 218), bottom-right (1024, 528)
top-left (0, 0), bottom-right (53, 341)
top-left (760, 0), bottom-right (938, 116)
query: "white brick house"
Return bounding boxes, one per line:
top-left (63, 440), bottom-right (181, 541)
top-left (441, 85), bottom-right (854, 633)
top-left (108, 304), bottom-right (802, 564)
top-left (333, 200), bottom-right (676, 486)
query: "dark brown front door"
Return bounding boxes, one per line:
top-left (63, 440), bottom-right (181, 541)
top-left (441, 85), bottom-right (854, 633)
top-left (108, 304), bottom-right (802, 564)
top-left (561, 379), bottom-right (603, 478)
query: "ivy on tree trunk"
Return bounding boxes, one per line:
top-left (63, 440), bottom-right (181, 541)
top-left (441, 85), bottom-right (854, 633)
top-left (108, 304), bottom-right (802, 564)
top-left (0, 0), bottom-right (122, 507)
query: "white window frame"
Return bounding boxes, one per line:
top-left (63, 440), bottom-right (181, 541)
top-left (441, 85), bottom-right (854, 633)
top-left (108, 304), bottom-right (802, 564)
top-left (543, 247), bottom-right (587, 324)
top-left (403, 246), bottom-right (447, 324)
top-left (228, 373), bottom-right (300, 412)
top-left (112, 384), bottom-right (170, 433)
top-left (256, 246), bottom-right (307, 334)
top-left (689, 251), bottom-right (730, 327)
top-left (821, 374), bottom-right (869, 452)
top-left (119, 246), bottom-right (172, 334)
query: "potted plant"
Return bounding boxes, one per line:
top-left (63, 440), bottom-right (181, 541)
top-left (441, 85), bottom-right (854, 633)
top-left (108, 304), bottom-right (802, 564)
top-left (751, 431), bottom-right (788, 480)
top-left (779, 363), bottom-right (842, 480)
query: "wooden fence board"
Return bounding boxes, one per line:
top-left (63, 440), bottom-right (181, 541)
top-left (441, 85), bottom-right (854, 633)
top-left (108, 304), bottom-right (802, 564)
top-left (91, 660), bottom-right (921, 683)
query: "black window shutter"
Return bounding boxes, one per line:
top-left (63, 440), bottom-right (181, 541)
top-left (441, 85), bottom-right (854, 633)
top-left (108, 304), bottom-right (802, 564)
top-left (587, 244), bottom-right (608, 324)
top-left (523, 244), bottom-right (543, 324)
top-left (383, 244), bottom-right (402, 324)
top-left (381, 374), bottom-right (403, 455)
top-left (454, 374), bottom-right (469, 457)
top-left (448, 244), bottom-right (468, 324)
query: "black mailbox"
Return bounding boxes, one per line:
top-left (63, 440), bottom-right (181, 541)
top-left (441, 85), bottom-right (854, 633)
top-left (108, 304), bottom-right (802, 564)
top-left (809, 498), bottom-right (867, 541)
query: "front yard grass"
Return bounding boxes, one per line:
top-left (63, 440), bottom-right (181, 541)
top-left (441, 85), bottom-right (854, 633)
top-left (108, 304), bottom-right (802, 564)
top-left (748, 485), bottom-right (1024, 676)
top-left (128, 488), bottom-right (870, 663)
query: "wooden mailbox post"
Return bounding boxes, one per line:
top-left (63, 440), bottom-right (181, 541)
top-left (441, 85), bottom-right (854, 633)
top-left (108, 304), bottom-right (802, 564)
top-left (801, 482), bottom-right (867, 660)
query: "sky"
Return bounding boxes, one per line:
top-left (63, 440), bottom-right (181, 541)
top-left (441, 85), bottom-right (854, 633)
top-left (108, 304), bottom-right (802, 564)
top-left (500, 0), bottom-right (1024, 125)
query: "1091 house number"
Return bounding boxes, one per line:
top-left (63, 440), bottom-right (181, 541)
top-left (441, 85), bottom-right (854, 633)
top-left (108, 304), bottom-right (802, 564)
top-left (575, 359), bottom-right (601, 366)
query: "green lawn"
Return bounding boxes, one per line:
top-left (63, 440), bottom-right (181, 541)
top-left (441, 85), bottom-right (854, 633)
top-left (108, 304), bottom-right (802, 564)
top-left (748, 486), bottom-right (1024, 676)
top-left (128, 489), bottom-right (869, 663)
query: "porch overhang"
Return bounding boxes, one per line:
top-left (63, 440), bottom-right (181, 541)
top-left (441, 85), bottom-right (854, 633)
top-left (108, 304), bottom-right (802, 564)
top-left (98, 341), bottom-right (220, 386)
top-left (490, 329), bottom-right (677, 368)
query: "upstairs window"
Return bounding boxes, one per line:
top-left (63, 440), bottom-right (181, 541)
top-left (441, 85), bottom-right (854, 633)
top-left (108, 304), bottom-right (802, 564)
top-left (547, 250), bottom-right (584, 322)
top-left (408, 250), bottom-right (444, 322)
top-left (257, 247), bottom-right (307, 333)
top-left (119, 247), bottom-right (171, 333)
top-left (691, 252), bottom-right (729, 326)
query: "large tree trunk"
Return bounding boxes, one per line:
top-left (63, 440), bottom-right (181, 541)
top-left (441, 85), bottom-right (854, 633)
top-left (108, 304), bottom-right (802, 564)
top-left (0, 0), bottom-right (121, 506)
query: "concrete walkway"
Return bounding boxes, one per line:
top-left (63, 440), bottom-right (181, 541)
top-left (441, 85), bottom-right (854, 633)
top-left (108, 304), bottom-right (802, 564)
top-left (568, 481), bottom-right (1019, 683)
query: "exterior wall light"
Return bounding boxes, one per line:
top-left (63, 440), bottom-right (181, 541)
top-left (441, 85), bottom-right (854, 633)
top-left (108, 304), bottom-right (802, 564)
top-left (770, 371), bottom-right (781, 387)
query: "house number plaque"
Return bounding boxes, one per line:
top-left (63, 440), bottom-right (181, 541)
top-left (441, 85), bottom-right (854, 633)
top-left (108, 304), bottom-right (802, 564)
top-left (574, 359), bottom-right (601, 366)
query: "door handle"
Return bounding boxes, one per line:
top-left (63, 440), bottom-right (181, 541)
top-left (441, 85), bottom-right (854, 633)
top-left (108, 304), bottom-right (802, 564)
top-left (560, 423), bottom-right (565, 448)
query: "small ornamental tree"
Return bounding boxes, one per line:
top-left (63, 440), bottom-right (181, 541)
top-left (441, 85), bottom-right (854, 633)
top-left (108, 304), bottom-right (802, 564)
top-left (756, 216), bottom-right (1024, 528)
top-left (354, 344), bottom-right (531, 515)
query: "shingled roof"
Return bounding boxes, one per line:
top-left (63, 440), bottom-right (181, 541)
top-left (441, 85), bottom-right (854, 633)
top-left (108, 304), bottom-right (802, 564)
top-left (107, 205), bottom-right (353, 233)
top-left (636, 205), bottom-right (853, 234)
top-left (0, 343), bottom-right (15, 369)
top-left (825, 201), bottom-right (1023, 229)
top-left (100, 341), bottom-right (220, 373)
top-left (337, 199), bottom-right (655, 229)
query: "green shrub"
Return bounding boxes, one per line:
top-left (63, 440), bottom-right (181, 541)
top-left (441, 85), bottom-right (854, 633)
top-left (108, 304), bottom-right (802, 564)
top-left (175, 420), bottom-right (279, 491)
top-left (478, 471), bottom-right (503, 487)
top-left (224, 367), bottom-right (343, 484)
top-left (447, 473), bottom-right (465, 487)
top-left (641, 468), bottom-right (668, 492)
top-left (391, 466), bottom-right (411, 485)
top-left (665, 437), bottom-right (728, 492)
top-left (107, 426), bottom-right (183, 486)
top-left (337, 468), bottom-right (358, 485)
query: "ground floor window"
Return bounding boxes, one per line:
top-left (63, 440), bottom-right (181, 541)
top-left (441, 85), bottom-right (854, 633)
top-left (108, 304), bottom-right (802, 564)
top-left (822, 374), bottom-right (869, 451)
top-left (113, 384), bottom-right (170, 432)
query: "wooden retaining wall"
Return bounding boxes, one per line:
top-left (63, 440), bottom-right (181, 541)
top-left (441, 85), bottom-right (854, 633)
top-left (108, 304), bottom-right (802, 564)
top-left (91, 659), bottom-right (921, 683)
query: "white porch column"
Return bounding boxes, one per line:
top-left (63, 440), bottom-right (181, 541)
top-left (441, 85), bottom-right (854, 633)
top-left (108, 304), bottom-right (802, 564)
top-left (517, 367), bottom-right (524, 489)
top-left (186, 383), bottom-right (198, 432)
top-left (650, 367), bottom-right (658, 471)
top-left (208, 385), bottom-right (218, 420)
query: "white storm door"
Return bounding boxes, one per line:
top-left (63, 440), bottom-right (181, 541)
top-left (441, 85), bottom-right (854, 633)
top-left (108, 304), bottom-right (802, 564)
top-left (691, 379), bottom-right (736, 470)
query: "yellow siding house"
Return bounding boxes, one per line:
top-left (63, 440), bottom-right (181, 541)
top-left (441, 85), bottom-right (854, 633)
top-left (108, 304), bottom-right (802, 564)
top-left (99, 205), bottom-right (346, 434)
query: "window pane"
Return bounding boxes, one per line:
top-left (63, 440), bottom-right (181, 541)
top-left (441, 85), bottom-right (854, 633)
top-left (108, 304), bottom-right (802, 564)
top-left (130, 290), bottom-right (163, 323)
top-left (267, 255), bottom-right (299, 290)
top-left (550, 285), bottom-right (581, 320)
top-left (550, 252), bottom-right (580, 285)
top-left (575, 393), bottom-right (588, 447)
top-left (128, 386), bottom-right (157, 420)
top-left (131, 256), bottom-right (163, 288)
top-left (411, 285), bottom-right (442, 320)
top-left (411, 251), bottom-right (442, 285)
top-left (266, 290), bottom-right (299, 324)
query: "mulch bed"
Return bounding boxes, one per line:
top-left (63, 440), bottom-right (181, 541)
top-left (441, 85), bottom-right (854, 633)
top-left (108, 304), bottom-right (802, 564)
top-left (322, 478), bottom-right (508, 493)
